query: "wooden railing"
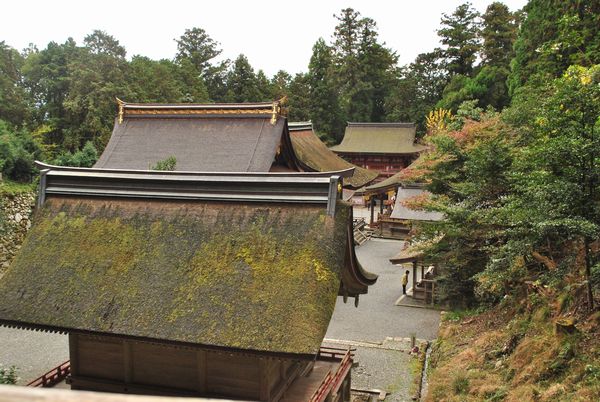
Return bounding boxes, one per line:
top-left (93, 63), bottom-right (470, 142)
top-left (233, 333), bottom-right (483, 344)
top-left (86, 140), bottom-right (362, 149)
top-left (310, 348), bottom-right (353, 402)
top-left (27, 360), bottom-right (70, 387)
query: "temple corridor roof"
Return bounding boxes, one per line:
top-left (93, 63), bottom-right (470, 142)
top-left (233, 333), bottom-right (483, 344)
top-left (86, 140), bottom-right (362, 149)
top-left (288, 122), bottom-right (377, 189)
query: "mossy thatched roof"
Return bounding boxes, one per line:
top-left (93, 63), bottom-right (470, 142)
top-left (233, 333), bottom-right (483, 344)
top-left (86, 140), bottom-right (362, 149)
top-left (0, 196), bottom-right (349, 356)
top-left (289, 125), bottom-right (378, 189)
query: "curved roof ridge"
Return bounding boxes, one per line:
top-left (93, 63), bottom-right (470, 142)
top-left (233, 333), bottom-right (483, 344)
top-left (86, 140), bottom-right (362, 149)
top-left (288, 121), bottom-right (313, 131)
top-left (347, 122), bottom-right (415, 128)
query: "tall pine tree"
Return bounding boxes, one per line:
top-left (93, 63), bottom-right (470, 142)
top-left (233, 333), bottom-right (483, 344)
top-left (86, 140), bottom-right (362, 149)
top-left (437, 2), bottom-right (481, 76)
top-left (307, 38), bottom-right (343, 141)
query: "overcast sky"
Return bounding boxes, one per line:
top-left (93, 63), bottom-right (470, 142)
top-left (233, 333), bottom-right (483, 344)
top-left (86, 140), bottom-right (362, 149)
top-left (2, 1), bottom-right (527, 76)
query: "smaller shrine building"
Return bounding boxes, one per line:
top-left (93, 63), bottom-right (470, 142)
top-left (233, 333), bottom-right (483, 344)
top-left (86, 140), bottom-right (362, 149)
top-left (330, 123), bottom-right (426, 181)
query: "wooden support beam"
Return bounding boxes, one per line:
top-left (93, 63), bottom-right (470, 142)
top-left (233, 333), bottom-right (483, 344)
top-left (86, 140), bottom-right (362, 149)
top-left (68, 334), bottom-right (79, 377)
top-left (197, 350), bottom-right (207, 394)
top-left (123, 341), bottom-right (132, 385)
top-left (259, 359), bottom-right (269, 401)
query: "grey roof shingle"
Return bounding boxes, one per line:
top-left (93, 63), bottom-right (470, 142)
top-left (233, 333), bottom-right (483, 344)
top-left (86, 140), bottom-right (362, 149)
top-left (95, 117), bottom-right (286, 172)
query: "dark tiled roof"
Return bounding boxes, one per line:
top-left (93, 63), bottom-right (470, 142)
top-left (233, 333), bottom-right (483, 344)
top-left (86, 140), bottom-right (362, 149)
top-left (95, 100), bottom-right (297, 172)
top-left (288, 123), bottom-right (378, 189)
top-left (330, 122), bottom-right (427, 155)
top-left (0, 196), bottom-right (351, 356)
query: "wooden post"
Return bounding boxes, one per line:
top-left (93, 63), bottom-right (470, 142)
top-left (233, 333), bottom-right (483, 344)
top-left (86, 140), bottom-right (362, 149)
top-left (123, 341), bottom-right (132, 385)
top-left (412, 261), bottom-right (417, 294)
top-left (197, 350), bottom-right (207, 394)
top-left (68, 334), bottom-right (79, 378)
top-left (421, 265), bottom-right (425, 282)
top-left (370, 197), bottom-right (375, 226)
top-left (259, 359), bottom-right (270, 401)
top-left (379, 194), bottom-right (384, 215)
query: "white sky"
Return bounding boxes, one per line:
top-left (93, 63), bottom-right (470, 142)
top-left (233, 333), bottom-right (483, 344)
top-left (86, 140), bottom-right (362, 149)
top-left (1, 0), bottom-right (528, 76)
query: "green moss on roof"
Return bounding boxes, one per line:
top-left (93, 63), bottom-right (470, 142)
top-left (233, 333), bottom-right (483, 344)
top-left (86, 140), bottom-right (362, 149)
top-left (0, 197), bottom-right (349, 355)
top-left (290, 129), bottom-right (378, 188)
top-left (330, 123), bottom-right (427, 154)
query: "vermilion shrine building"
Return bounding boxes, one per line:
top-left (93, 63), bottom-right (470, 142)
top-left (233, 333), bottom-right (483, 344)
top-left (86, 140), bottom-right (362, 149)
top-left (330, 122), bottom-right (426, 181)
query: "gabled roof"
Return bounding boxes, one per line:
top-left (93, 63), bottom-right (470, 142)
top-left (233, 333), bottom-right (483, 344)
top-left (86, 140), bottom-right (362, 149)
top-left (390, 187), bottom-right (445, 221)
top-left (0, 164), bottom-right (377, 357)
top-left (95, 100), bottom-right (302, 173)
top-left (330, 122), bottom-right (427, 155)
top-left (288, 122), bottom-right (378, 189)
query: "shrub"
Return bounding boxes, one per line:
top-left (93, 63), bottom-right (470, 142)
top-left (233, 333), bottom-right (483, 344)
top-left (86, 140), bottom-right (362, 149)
top-left (53, 141), bottom-right (98, 168)
top-left (0, 366), bottom-right (17, 384)
top-left (152, 156), bottom-right (177, 171)
top-left (0, 121), bottom-right (41, 182)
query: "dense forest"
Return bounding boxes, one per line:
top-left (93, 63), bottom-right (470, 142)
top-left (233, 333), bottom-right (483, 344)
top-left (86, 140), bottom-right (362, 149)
top-left (0, 1), bottom-right (566, 181)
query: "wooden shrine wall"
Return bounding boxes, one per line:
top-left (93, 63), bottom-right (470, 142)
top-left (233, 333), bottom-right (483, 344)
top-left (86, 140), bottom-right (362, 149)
top-left (68, 334), bottom-right (303, 401)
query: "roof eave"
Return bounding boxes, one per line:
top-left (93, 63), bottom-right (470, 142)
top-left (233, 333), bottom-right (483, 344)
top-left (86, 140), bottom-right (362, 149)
top-left (0, 319), bottom-right (319, 360)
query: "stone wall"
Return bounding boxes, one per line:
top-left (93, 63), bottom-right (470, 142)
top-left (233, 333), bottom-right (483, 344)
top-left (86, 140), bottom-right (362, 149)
top-left (0, 191), bottom-right (35, 272)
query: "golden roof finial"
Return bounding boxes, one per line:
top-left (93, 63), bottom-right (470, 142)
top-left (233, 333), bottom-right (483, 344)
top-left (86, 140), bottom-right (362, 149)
top-left (116, 97), bottom-right (125, 124)
top-left (270, 96), bottom-right (289, 125)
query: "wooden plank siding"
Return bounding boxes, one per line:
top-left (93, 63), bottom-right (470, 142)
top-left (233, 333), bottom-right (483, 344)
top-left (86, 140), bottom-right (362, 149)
top-left (68, 334), bottom-right (305, 401)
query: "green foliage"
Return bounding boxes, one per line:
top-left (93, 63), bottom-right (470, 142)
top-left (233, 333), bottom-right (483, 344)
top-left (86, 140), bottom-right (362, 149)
top-left (0, 120), bottom-right (42, 181)
top-left (308, 38), bottom-right (344, 141)
top-left (0, 179), bottom-right (36, 196)
top-left (386, 50), bottom-right (448, 133)
top-left (509, 1), bottom-right (600, 94)
top-left (151, 156), bottom-right (177, 171)
top-left (437, 2), bottom-right (481, 76)
top-left (175, 27), bottom-right (222, 75)
top-left (0, 42), bottom-right (29, 126)
top-left (225, 54), bottom-right (263, 103)
top-left (412, 64), bottom-right (600, 308)
top-left (0, 4), bottom-right (596, 174)
top-left (452, 374), bottom-right (470, 394)
top-left (443, 306), bottom-right (486, 322)
top-left (53, 141), bottom-right (98, 167)
top-left (437, 66), bottom-right (510, 111)
top-left (584, 364), bottom-right (600, 385)
top-left (481, 2), bottom-right (518, 68)
top-left (287, 73), bottom-right (311, 123)
top-left (331, 8), bottom-right (398, 126)
top-left (484, 387), bottom-right (508, 402)
top-left (0, 366), bottom-right (17, 384)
